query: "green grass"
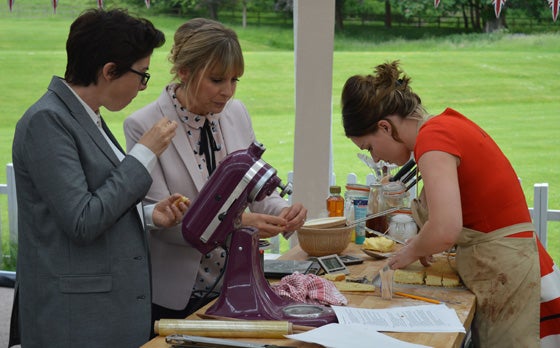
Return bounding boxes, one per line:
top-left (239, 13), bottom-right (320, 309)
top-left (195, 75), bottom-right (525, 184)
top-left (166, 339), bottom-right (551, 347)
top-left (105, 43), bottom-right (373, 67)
top-left (1, 6), bottom-right (559, 268)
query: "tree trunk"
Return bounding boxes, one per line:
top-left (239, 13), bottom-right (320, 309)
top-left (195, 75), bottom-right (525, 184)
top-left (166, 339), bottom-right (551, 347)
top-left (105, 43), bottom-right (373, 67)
top-left (470, 0), bottom-right (482, 32)
top-left (207, 1), bottom-right (219, 20)
top-left (242, 1), bottom-right (247, 28)
top-left (461, 4), bottom-right (469, 29)
top-left (335, 0), bottom-right (344, 30)
top-left (384, 0), bottom-right (392, 28)
top-left (484, 14), bottom-right (507, 32)
top-left (481, 3), bottom-right (507, 33)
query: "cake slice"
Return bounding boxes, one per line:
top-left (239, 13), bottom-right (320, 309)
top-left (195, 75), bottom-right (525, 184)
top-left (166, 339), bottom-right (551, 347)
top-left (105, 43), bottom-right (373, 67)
top-left (394, 255), bottom-right (462, 287)
top-left (425, 268), bottom-right (443, 286)
top-left (425, 255), bottom-right (461, 287)
top-left (394, 261), bottom-right (425, 285)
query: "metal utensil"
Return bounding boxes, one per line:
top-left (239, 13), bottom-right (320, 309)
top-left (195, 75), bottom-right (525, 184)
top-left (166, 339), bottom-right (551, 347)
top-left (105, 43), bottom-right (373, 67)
top-left (389, 158), bottom-right (416, 182)
top-left (165, 334), bottom-right (296, 348)
top-left (405, 174), bottom-right (422, 192)
top-left (400, 166), bottom-right (418, 185)
top-left (346, 207), bottom-right (399, 228)
top-left (357, 153), bottom-right (382, 180)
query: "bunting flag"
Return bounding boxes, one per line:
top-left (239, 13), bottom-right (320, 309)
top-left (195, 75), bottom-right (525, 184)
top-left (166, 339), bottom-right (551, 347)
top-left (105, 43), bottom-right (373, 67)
top-left (145, 0), bottom-right (150, 8)
top-left (51, 0), bottom-right (57, 13)
top-left (8, 0), bottom-right (14, 12)
top-left (493, 0), bottom-right (507, 18)
top-left (434, 0), bottom-right (440, 8)
top-left (549, 0), bottom-right (559, 21)
top-left (97, 0), bottom-right (103, 9)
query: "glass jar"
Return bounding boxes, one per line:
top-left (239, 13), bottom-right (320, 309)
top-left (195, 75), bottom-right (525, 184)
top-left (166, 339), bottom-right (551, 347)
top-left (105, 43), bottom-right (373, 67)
top-left (366, 183), bottom-right (388, 234)
top-left (388, 213), bottom-right (418, 242)
top-left (380, 181), bottom-right (410, 211)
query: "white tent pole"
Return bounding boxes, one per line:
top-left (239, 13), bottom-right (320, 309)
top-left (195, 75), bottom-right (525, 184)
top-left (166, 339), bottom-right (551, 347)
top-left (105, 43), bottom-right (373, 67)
top-left (290, 0), bottom-right (335, 248)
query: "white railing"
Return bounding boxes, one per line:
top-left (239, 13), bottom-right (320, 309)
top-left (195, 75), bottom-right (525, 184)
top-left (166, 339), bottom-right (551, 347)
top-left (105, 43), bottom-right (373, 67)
top-left (0, 163), bottom-right (17, 281)
top-left (529, 183), bottom-right (560, 249)
top-left (1, 164), bottom-right (559, 261)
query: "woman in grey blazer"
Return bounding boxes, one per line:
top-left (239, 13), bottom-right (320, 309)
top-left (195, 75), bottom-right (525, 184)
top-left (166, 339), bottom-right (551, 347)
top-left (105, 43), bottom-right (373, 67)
top-left (9, 9), bottom-right (188, 348)
top-left (124, 18), bottom-right (308, 326)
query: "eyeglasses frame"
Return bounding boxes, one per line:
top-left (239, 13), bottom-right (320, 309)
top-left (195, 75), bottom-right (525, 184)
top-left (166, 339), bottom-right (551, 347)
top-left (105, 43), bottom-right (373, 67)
top-left (128, 67), bottom-right (150, 86)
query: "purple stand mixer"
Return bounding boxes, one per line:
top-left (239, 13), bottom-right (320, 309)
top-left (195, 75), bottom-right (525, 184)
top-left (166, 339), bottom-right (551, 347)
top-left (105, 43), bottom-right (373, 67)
top-left (182, 142), bottom-right (337, 327)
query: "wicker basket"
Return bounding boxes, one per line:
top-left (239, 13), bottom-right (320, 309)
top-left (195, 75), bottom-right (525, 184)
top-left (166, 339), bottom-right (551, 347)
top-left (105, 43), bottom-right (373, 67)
top-left (297, 225), bottom-right (352, 256)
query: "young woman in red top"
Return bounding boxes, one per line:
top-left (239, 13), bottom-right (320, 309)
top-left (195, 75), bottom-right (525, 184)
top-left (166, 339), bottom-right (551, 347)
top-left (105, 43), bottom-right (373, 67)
top-left (340, 60), bottom-right (560, 347)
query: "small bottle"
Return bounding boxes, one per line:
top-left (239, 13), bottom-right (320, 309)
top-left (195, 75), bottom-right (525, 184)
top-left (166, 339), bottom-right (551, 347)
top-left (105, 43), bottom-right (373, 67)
top-left (326, 185), bottom-right (344, 217)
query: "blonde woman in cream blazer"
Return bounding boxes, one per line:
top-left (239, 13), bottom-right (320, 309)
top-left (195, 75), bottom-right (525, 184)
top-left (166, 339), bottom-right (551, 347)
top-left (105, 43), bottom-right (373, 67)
top-left (124, 87), bottom-right (304, 317)
top-left (125, 18), bottom-right (306, 328)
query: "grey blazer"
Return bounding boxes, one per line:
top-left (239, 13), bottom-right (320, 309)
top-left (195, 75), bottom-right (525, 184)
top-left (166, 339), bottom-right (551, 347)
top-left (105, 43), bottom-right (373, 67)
top-left (11, 77), bottom-right (153, 348)
top-left (124, 86), bottom-right (289, 310)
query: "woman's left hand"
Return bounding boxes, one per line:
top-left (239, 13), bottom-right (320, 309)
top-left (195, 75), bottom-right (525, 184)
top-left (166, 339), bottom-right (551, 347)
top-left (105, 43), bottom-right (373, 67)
top-left (279, 203), bottom-right (307, 233)
top-left (240, 203), bottom-right (307, 238)
top-left (242, 212), bottom-right (287, 238)
top-left (152, 193), bottom-right (190, 228)
top-left (387, 236), bottom-right (433, 270)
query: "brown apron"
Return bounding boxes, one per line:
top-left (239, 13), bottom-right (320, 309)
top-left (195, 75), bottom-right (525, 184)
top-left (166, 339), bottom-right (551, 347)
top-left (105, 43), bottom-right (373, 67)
top-left (412, 192), bottom-right (541, 348)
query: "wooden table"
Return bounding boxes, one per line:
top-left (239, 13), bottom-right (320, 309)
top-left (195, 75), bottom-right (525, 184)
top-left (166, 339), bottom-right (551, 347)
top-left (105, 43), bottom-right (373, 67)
top-left (142, 243), bottom-right (476, 348)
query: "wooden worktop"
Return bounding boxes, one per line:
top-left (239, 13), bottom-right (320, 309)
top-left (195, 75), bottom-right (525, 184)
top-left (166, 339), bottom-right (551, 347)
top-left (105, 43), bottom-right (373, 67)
top-left (141, 242), bottom-right (475, 348)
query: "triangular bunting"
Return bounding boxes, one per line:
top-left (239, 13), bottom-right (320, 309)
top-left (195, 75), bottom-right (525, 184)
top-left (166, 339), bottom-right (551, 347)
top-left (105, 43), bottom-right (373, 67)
top-left (549, 0), bottom-right (559, 21)
top-left (492, 0), bottom-right (507, 18)
top-left (8, 0), bottom-right (14, 12)
top-left (434, 0), bottom-right (440, 8)
top-left (97, 0), bottom-right (103, 9)
top-left (145, 0), bottom-right (150, 9)
top-left (52, 0), bottom-right (57, 13)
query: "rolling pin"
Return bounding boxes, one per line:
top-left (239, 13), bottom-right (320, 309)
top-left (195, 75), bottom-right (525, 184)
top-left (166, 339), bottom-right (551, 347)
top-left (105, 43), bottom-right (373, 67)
top-left (154, 319), bottom-right (292, 338)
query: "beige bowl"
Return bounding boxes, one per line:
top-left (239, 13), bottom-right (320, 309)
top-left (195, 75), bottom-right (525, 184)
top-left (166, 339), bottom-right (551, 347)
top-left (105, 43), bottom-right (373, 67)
top-left (297, 225), bottom-right (352, 256)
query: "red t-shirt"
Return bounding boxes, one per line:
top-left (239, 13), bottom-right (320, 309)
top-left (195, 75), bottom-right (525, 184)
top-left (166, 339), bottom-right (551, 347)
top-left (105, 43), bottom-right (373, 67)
top-left (414, 108), bottom-right (531, 232)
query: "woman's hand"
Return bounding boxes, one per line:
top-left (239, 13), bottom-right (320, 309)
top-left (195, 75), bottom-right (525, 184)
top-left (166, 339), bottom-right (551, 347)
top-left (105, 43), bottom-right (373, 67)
top-left (152, 193), bottom-right (190, 228)
top-left (241, 212), bottom-right (287, 238)
top-left (240, 203), bottom-right (308, 238)
top-left (138, 117), bottom-right (178, 157)
top-left (387, 237), bottom-right (433, 270)
top-left (279, 203), bottom-right (307, 232)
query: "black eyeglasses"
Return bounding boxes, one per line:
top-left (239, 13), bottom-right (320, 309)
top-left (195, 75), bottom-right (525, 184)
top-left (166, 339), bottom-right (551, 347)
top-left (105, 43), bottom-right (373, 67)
top-left (128, 68), bottom-right (150, 86)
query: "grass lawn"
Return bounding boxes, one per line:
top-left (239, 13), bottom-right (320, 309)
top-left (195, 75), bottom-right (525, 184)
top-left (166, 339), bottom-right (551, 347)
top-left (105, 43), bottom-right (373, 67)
top-left (0, 6), bottom-right (559, 268)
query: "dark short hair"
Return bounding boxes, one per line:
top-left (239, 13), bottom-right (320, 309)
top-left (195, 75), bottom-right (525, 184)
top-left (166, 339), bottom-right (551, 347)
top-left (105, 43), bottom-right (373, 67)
top-left (64, 8), bottom-right (165, 86)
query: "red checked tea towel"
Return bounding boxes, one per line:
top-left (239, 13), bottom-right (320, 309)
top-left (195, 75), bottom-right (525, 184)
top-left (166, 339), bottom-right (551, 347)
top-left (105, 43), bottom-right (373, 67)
top-left (271, 273), bottom-right (348, 306)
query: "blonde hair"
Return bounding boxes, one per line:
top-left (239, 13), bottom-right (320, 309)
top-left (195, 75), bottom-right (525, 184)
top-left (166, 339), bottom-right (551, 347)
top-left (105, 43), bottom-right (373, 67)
top-left (169, 18), bottom-right (244, 96)
top-left (341, 60), bottom-right (428, 139)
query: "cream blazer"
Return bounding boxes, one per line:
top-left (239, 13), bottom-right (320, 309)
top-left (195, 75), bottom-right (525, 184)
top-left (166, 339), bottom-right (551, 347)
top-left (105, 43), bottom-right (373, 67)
top-left (124, 87), bottom-right (289, 309)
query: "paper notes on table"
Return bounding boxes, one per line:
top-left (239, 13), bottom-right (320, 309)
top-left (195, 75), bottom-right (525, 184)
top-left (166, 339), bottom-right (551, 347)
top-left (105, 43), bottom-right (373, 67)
top-left (286, 323), bottom-right (431, 348)
top-left (332, 304), bottom-right (466, 333)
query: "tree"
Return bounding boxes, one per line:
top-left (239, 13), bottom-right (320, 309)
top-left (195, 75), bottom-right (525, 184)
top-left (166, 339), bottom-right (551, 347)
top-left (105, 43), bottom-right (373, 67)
top-left (385, 0), bottom-right (392, 28)
top-left (336, 0), bottom-right (345, 30)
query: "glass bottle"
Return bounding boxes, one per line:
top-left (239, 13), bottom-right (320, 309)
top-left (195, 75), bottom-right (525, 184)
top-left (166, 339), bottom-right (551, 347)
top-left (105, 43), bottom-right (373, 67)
top-left (326, 185), bottom-right (344, 217)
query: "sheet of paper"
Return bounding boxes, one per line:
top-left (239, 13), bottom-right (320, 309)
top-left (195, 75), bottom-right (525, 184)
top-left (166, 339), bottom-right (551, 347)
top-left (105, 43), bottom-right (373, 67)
top-left (286, 323), bottom-right (432, 348)
top-left (332, 304), bottom-right (466, 333)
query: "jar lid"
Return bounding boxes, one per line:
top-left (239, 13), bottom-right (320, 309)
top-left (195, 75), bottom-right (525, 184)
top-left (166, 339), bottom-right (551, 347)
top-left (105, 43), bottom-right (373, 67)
top-left (382, 182), bottom-right (405, 194)
top-left (391, 214), bottom-right (415, 223)
top-left (345, 183), bottom-right (370, 192)
top-left (329, 185), bottom-right (341, 194)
